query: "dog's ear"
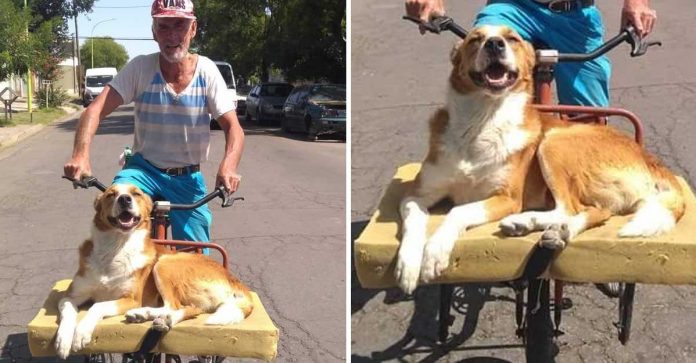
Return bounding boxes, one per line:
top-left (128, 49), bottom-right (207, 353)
top-left (450, 40), bottom-right (464, 67)
top-left (142, 192), bottom-right (153, 216)
top-left (93, 192), bottom-right (103, 213)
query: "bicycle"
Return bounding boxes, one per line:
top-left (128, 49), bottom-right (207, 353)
top-left (353, 16), bottom-right (692, 363)
top-left (27, 176), bottom-right (279, 363)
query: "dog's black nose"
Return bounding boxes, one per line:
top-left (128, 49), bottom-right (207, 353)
top-left (117, 194), bottom-right (133, 208)
top-left (484, 37), bottom-right (506, 55)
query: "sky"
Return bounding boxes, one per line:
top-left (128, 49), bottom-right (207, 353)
top-left (66, 0), bottom-right (161, 61)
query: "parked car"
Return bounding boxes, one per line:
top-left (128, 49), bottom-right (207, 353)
top-left (210, 61), bottom-right (246, 129)
top-left (83, 67), bottom-right (117, 106)
top-left (282, 84), bottom-right (346, 141)
top-left (245, 83), bottom-right (294, 125)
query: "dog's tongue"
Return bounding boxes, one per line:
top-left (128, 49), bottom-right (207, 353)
top-left (118, 211), bottom-right (135, 225)
top-left (485, 63), bottom-right (508, 83)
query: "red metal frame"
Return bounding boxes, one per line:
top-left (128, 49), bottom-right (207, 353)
top-left (150, 211), bottom-right (230, 269)
top-left (532, 62), bottom-right (645, 341)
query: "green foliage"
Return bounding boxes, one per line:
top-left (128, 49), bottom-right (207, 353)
top-left (1, 0), bottom-right (95, 83)
top-left (193, 0), bottom-right (346, 84)
top-left (34, 85), bottom-right (69, 108)
top-left (80, 38), bottom-right (129, 70)
top-left (0, 1), bottom-right (32, 80)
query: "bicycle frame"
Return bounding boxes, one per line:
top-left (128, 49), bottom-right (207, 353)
top-left (403, 16), bottom-right (657, 362)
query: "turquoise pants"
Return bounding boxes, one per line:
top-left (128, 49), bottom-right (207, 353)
top-left (475, 0), bottom-right (611, 107)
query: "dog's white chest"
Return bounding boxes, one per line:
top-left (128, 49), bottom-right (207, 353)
top-left (84, 230), bottom-right (151, 299)
top-left (431, 91), bottom-right (531, 203)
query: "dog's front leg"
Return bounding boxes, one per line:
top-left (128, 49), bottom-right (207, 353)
top-left (72, 298), bottom-right (139, 352)
top-left (55, 291), bottom-right (91, 359)
top-left (396, 192), bottom-right (444, 294)
top-left (421, 195), bottom-right (519, 282)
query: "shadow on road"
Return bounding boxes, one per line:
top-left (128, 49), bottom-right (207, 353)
top-left (235, 119), bottom-right (345, 143)
top-left (1, 333), bottom-right (85, 362)
top-left (55, 105), bottom-right (135, 136)
top-left (351, 220), bottom-right (522, 362)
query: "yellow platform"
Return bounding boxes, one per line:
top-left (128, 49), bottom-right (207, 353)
top-left (28, 280), bottom-right (278, 361)
top-left (355, 163), bottom-right (696, 288)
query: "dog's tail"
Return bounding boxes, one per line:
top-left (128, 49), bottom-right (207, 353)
top-left (204, 290), bottom-right (254, 325)
top-left (619, 157), bottom-right (685, 237)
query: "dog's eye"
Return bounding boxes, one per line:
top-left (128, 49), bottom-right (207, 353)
top-left (468, 35), bottom-right (484, 45)
top-left (505, 36), bottom-right (519, 44)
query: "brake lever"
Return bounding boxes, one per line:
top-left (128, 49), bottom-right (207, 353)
top-left (216, 186), bottom-right (244, 208)
top-left (62, 175), bottom-right (107, 191)
top-left (624, 25), bottom-right (662, 57)
top-left (402, 15), bottom-right (448, 34)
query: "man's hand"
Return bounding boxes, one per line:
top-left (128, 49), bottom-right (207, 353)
top-left (621, 0), bottom-right (657, 38)
top-left (216, 164), bottom-right (241, 194)
top-left (405, 0), bottom-right (445, 34)
top-left (63, 156), bottom-right (92, 181)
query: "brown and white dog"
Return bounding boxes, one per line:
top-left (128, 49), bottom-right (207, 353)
top-left (55, 184), bottom-right (253, 359)
top-left (395, 25), bottom-right (685, 294)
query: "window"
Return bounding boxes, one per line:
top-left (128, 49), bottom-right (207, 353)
top-left (259, 84), bottom-right (293, 97)
top-left (310, 85), bottom-right (346, 102)
top-left (85, 75), bottom-right (114, 87)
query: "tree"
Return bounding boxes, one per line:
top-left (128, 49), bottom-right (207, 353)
top-left (0, 0), bottom-right (95, 81)
top-left (271, 0), bottom-right (346, 83)
top-left (80, 37), bottom-right (128, 70)
top-left (193, 0), bottom-right (346, 84)
top-left (194, 0), bottom-right (267, 82)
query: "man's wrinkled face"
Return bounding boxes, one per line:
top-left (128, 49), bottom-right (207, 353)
top-left (153, 17), bottom-right (196, 63)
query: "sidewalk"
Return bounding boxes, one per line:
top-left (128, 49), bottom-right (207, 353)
top-left (0, 97), bottom-right (82, 150)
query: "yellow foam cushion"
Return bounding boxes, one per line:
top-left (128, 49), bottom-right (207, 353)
top-left (28, 280), bottom-right (278, 361)
top-left (355, 163), bottom-right (696, 287)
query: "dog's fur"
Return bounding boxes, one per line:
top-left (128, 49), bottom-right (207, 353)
top-left (395, 25), bottom-right (685, 294)
top-left (55, 184), bottom-right (253, 359)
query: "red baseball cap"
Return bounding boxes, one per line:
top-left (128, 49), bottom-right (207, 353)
top-left (151, 0), bottom-right (196, 20)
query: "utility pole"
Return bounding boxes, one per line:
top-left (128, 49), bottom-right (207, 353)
top-left (25, 0), bottom-right (32, 120)
top-left (74, 1), bottom-right (82, 98)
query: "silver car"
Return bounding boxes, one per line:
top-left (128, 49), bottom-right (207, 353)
top-left (244, 82), bottom-right (294, 126)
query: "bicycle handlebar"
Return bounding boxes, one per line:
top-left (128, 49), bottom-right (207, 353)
top-left (403, 16), bottom-right (661, 61)
top-left (62, 175), bottom-right (243, 209)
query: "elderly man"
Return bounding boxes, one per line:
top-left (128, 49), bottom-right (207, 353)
top-left (64, 0), bottom-right (244, 243)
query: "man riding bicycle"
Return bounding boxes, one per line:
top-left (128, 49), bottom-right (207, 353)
top-left (63, 0), bottom-right (244, 244)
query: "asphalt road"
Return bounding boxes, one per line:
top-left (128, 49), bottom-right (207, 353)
top-left (352, 1), bottom-right (696, 362)
top-left (0, 106), bottom-right (346, 362)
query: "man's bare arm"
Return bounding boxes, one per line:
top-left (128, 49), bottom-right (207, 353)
top-left (63, 85), bottom-right (123, 179)
top-left (214, 110), bottom-right (245, 192)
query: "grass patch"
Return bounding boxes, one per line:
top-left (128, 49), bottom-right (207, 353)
top-left (0, 107), bottom-right (69, 127)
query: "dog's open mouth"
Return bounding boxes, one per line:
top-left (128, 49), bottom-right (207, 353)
top-left (108, 211), bottom-right (141, 231)
top-left (470, 62), bottom-right (518, 92)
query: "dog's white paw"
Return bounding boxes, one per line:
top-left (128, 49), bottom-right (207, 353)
top-left (394, 245), bottom-right (424, 294)
top-left (420, 238), bottom-right (453, 283)
top-left (539, 224), bottom-right (569, 250)
top-left (125, 308), bottom-right (153, 323)
top-left (206, 308), bottom-right (244, 325)
top-left (71, 322), bottom-right (95, 352)
top-left (152, 315), bottom-right (172, 332)
top-left (500, 215), bottom-right (536, 236)
top-left (54, 326), bottom-right (74, 359)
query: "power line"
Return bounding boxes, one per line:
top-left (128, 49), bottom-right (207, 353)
top-left (78, 36), bottom-right (153, 41)
top-left (93, 5), bottom-right (150, 8)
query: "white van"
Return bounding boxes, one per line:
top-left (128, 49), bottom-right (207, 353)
top-left (83, 67), bottom-right (117, 106)
top-left (213, 61), bottom-right (246, 114)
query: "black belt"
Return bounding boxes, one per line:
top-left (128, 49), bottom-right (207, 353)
top-left (534, 0), bottom-right (594, 12)
top-left (152, 163), bottom-right (201, 176)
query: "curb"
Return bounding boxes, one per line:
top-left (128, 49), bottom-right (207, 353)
top-left (0, 107), bottom-right (82, 151)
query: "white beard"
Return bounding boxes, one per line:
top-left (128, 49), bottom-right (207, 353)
top-left (160, 48), bottom-right (186, 63)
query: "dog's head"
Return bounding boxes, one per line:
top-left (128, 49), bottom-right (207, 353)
top-left (450, 25), bottom-right (535, 97)
top-left (93, 184), bottom-right (152, 233)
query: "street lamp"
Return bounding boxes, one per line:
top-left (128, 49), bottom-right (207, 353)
top-left (90, 18), bottom-right (116, 68)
